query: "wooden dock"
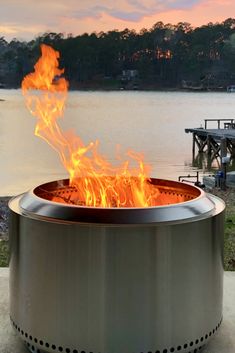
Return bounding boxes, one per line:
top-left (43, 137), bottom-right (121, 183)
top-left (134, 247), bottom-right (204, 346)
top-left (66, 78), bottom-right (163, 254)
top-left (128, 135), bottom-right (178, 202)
top-left (185, 119), bottom-right (235, 161)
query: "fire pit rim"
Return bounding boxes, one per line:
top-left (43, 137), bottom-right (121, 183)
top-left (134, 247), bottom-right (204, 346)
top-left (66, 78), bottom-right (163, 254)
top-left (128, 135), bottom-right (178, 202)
top-left (9, 178), bottom-right (225, 225)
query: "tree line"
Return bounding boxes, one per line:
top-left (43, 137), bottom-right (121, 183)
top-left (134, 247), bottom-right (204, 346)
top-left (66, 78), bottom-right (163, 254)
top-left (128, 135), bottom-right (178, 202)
top-left (1, 18), bottom-right (235, 90)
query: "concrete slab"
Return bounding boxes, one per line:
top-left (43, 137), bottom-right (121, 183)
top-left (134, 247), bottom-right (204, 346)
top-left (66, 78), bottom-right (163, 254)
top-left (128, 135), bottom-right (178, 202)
top-left (0, 268), bottom-right (235, 353)
top-left (0, 268), bottom-right (27, 353)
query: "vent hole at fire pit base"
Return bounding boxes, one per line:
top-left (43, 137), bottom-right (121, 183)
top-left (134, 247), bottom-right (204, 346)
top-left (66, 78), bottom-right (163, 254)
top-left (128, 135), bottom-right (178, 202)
top-left (12, 318), bottom-right (222, 353)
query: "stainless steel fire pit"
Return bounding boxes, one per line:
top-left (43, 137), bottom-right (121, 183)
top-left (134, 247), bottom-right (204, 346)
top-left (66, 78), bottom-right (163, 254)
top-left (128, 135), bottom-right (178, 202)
top-left (9, 178), bottom-right (225, 353)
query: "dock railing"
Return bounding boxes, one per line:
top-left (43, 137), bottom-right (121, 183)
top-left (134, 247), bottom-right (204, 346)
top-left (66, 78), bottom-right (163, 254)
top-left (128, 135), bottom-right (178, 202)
top-left (204, 118), bottom-right (235, 129)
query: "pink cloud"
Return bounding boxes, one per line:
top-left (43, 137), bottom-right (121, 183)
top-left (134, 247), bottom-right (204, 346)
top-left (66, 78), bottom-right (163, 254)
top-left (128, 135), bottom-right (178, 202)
top-left (146, 0), bottom-right (235, 27)
top-left (0, 0), bottom-right (235, 41)
top-left (60, 0), bottom-right (235, 36)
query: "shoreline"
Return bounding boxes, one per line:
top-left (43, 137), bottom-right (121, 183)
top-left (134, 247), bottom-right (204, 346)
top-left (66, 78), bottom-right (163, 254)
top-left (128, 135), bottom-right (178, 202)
top-left (0, 87), bottom-right (230, 93)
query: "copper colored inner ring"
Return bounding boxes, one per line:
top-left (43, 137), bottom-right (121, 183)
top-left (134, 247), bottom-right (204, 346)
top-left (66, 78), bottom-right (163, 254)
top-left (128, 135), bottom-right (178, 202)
top-left (34, 179), bottom-right (201, 207)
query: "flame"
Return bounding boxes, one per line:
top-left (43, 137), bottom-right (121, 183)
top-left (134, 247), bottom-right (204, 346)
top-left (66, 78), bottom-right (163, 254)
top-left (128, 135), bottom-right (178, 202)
top-left (22, 44), bottom-right (159, 207)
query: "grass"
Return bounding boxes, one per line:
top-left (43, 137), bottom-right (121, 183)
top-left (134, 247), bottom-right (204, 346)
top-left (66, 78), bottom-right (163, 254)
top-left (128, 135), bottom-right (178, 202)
top-left (0, 240), bottom-right (9, 267)
top-left (224, 214), bottom-right (235, 271)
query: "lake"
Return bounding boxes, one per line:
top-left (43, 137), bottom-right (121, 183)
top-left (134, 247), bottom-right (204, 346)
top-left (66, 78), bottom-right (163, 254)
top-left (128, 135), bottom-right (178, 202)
top-left (0, 89), bottom-right (235, 196)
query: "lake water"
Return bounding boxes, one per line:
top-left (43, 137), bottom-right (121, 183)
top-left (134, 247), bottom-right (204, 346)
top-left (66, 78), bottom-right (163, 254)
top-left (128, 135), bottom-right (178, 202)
top-left (0, 89), bottom-right (235, 196)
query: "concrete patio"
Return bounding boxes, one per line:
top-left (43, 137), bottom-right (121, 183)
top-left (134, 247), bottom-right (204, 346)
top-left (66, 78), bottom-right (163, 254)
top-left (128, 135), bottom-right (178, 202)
top-left (0, 268), bottom-right (235, 353)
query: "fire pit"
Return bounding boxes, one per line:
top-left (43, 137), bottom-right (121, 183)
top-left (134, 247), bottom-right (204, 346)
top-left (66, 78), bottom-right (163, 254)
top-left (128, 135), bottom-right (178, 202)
top-left (9, 178), bottom-right (225, 353)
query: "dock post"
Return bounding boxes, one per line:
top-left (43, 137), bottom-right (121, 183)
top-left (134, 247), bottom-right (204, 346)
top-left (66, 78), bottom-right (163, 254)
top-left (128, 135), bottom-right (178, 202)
top-left (207, 135), bottom-right (211, 157)
top-left (221, 138), bottom-right (227, 190)
top-left (231, 142), bottom-right (235, 158)
top-left (192, 132), bottom-right (196, 159)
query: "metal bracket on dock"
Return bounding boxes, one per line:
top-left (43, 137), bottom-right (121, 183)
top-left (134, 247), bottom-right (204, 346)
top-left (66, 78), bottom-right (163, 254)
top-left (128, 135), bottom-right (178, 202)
top-left (178, 171), bottom-right (205, 188)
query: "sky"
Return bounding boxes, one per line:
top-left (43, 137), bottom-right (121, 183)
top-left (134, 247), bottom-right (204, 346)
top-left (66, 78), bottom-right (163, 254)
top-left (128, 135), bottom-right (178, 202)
top-left (0, 0), bottom-right (235, 41)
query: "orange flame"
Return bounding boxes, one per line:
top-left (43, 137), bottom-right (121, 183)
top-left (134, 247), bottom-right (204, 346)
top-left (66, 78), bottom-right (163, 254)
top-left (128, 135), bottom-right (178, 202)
top-left (22, 44), bottom-right (159, 207)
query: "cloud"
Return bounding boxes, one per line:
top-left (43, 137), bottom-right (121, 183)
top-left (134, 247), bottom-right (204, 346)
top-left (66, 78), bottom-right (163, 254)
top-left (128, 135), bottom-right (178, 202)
top-left (0, 0), bottom-right (202, 41)
top-left (0, 0), bottom-right (234, 41)
top-left (108, 10), bottom-right (145, 22)
top-left (0, 0), bottom-right (201, 27)
top-left (64, 0), bottom-right (201, 23)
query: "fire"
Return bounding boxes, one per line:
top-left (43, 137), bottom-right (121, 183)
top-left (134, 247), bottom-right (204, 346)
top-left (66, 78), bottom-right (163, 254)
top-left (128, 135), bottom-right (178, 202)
top-left (22, 44), bottom-right (159, 207)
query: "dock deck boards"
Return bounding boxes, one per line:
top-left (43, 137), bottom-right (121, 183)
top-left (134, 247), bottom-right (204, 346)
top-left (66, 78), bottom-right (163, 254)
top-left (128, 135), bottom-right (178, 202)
top-left (185, 128), bottom-right (235, 140)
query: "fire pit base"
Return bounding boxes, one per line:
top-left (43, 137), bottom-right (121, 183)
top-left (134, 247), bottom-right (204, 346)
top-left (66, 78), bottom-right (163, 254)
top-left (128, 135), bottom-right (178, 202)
top-left (11, 317), bottom-right (223, 353)
top-left (9, 179), bottom-right (225, 353)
